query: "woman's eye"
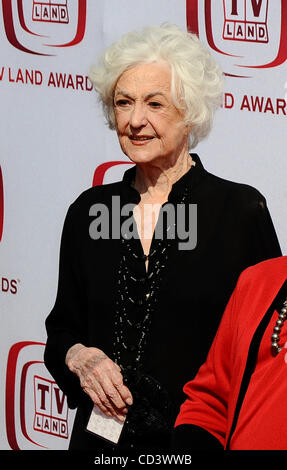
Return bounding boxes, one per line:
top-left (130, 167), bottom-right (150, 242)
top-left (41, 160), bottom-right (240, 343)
top-left (115, 99), bottom-right (131, 107)
top-left (148, 101), bottom-right (162, 108)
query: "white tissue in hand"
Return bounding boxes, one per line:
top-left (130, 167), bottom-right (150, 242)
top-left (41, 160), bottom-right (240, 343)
top-left (86, 405), bottom-right (125, 444)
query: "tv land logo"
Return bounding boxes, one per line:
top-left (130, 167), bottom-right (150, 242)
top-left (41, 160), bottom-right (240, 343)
top-left (223, 0), bottom-right (268, 43)
top-left (186, 0), bottom-right (287, 76)
top-left (5, 341), bottom-right (74, 449)
top-left (32, 0), bottom-right (69, 24)
top-left (33, 375), bottom-right (68, 438)
top-left (1, 0), bottom-right (86, 55)
top-left (2, 163), bottom-right (134, 450)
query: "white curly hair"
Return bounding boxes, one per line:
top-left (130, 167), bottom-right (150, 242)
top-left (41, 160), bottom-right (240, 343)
top-left (89, 23), bottom-right (224, 149)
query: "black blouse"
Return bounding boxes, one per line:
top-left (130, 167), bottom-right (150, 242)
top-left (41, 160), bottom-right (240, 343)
top-left (44, 154), bottom-right (282, 451)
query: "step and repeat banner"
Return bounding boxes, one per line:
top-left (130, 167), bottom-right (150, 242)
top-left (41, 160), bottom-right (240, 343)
top-left (1, 0), bottom-right (286, 450)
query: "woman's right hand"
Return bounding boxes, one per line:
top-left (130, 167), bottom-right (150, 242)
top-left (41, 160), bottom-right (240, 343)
top-left (65, 343), bottom-right (133, 421)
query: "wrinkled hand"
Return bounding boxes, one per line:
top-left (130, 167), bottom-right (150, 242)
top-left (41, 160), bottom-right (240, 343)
top-left (66, 344), bottom-right (133, 421)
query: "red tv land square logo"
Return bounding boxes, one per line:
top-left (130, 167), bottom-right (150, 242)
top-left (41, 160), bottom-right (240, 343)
top-left (223, 0), bottom-right (269, 43)
top-left (32, 0), bottom-right (69, 24)
top-left (1, 0), bottom-right (87, 55)
top-left (5, 341), bottom-right (74, 449)
top-left (186, 0), bottom-right (287, 76)
top-left (33, 375), bottom-right (68, 438)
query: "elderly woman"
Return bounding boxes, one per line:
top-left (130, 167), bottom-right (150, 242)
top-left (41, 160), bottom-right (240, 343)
top-left (44, 24), bottom-right (281, 452)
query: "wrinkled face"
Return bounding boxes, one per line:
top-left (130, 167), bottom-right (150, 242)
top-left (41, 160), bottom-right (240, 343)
top-left (113, 62), bottom-right (190, 166)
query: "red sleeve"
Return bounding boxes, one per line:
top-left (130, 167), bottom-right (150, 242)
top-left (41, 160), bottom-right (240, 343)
top-left (174, 275), bottom-right (241, 446)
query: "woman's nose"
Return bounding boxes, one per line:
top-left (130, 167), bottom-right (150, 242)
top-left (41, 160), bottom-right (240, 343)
top-left (129, 102), bottom-right (148, 128)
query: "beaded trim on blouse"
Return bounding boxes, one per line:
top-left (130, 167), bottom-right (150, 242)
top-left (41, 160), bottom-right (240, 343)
top-left (112, 185), bottom-right (191, 372)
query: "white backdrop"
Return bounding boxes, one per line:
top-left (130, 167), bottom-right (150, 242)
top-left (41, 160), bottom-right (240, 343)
top-left (0, 0), bottom-right (286, 450)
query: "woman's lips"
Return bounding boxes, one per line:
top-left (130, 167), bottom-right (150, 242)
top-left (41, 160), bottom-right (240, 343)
top-left (129, 135), bottom-right (155, 145)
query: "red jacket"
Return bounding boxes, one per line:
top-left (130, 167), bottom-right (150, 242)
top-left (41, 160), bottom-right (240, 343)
top-left (175, 256), bottom-right (287, 450)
